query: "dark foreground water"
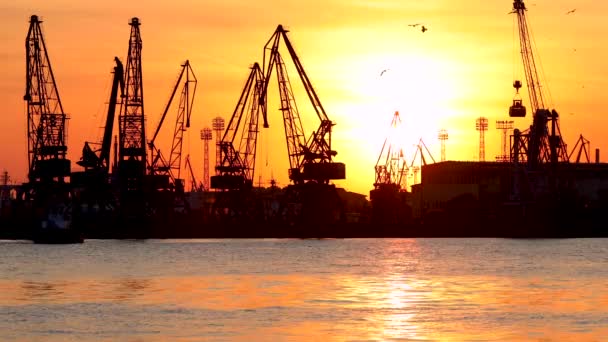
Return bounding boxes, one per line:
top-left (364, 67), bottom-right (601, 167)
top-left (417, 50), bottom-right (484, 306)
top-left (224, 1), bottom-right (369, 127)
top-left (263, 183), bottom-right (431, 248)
top-left (1, 238), bottom-right (607, 341)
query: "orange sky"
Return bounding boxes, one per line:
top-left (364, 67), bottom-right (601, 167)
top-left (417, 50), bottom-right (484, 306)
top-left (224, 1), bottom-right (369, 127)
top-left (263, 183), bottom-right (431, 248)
top-left (1, 0), bottom-right (607, 196)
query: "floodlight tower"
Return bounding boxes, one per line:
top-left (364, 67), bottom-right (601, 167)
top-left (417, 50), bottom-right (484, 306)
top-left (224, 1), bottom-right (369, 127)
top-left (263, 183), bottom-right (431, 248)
top-left (476, 117), bottom-right (488, 161)
top-left (211, 116), bottom-right (225, 173)
top-left (496, 120), bottom-right (514, 162)
top-left (438, 129), bottom-right (448, 162)
top-left (200, 127), bottom-right (212, 190)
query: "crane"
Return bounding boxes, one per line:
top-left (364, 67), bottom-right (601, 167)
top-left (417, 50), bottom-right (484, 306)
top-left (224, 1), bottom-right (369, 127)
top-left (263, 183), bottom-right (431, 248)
top-left (148, 60), bottom-right (197, 191)
top-left (259, 25), bottom-right (346, 226)
top-left (370, 111), bottom-right (410, 225)
top-left (118, 17), bottom-right (147, 193)
top-left (260, 25), bottom-right (345, 185)
top-left (211, 62), bottom-right (267, 190)
top-left (373, 111), bottom-right (407, 190)
top-left (78, 57), bottom-right (125, 173)
top-left (509, 0), bottom-right (568, 166)
top-left (24, 15), bottom-right (70, 183)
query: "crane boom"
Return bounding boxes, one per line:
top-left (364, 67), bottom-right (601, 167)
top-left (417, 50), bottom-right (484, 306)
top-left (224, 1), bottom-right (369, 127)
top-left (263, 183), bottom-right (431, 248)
top-left (78, 57), bottom-right (124, 172)
top-left (24, 15), bottom-right (70, 182)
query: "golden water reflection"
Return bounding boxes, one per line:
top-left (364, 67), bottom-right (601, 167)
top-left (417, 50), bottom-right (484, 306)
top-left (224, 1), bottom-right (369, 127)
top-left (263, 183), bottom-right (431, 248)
top-left (2, 270), bottom-right (607, 341)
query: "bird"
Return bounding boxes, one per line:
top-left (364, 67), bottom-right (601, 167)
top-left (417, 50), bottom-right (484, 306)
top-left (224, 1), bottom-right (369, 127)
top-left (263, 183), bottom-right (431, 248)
top-left (566, 8), bottom-right (576, 14)
top-left (408, 23), bottom-right (421, 27)
top-left (421, 25), bottom-right (428, 33)
top-left (380, 69), bottom-right (389, 76)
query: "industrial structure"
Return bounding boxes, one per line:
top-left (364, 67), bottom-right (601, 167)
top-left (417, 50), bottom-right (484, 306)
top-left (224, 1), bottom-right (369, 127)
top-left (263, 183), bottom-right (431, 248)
top-left (22, 15), bottom-right (81, 242)
top-left (495, 120), bottom-right (514, 162)
top-left (369, 111), bottom-right (410, 224)
top-left (438, 129), bottom-right (448, 162)
top-left (200, 128), bottom-right (212, 190)
top-left (3, 7), bottom-right (608, 241)
top-left (475, 117), bottom-right (488, 162)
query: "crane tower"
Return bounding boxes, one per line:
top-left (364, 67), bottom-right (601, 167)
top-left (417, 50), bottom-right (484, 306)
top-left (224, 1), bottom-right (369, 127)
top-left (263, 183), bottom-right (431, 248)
top-left (118, 18), bottom-right (146, 191)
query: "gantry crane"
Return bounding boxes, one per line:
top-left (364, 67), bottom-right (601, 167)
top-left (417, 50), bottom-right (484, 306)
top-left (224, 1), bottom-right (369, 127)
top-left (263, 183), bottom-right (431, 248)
top-left (148, 60), bottom-right (197, 194)
top-left (78, 57), bottom-right (125, 174)
top-left (370, 111), bottom-right (410, 225)
top-left (211, 63), bottom-right (267, 190)
top-left (509, 0), bottom-right (568, 166)
top-left (24, 15), bottom-right (71, 184)
top-left (259, 25), bottom-right (346, 226)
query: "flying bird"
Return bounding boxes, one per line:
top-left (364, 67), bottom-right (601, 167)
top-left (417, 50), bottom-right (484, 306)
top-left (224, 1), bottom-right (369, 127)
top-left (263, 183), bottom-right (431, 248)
top-left (380, 69), bottom-right (389, 76)
top-left (566, 8), bottom-right (576, 14)
top-left (421, 25), bottom-right (428, 33)
top-left (408, 23), bottom-right (422, 27)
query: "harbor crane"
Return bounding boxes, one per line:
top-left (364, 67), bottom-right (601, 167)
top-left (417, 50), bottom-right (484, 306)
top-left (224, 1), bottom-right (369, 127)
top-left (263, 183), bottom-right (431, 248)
top-left (373, 111), bottom-right (407, 190)
top-left (24, 15), bottom-right (71, 184)
top-left (260, 25), bottom-right (345, 185)
top-left (117, 17), bottom-right (148, 224)
top-left (148, 60), bottom-right (197, 193)
top-left (509, 0), bottom-right (568, 166)
top-left (370, 111), bottom-right (410, 225)
top-left (211, 63), bottom-right (267, 191)
top-left (78, 57), bottom-right (125, 174)
top-left (259, 25), bottom-right (346, 226)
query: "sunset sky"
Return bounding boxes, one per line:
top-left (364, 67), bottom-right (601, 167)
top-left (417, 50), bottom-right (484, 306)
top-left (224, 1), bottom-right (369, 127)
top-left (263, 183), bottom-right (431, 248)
top-left (1, 0), bottom-right (607, 196)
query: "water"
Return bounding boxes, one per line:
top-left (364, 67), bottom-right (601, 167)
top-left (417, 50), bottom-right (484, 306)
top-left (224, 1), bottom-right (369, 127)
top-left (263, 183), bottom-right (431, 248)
top-left (1, 238), bottom-right (607, 341)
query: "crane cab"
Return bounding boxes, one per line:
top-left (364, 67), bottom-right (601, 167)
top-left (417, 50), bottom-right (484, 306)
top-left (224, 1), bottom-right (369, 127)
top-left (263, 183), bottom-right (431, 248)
top-left (509, 99), bottom-right (526, 117)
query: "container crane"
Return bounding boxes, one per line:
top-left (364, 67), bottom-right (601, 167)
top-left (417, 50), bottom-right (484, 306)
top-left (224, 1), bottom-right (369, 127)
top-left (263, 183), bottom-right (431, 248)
top-left (211, 63), bottom-right (267, 190)
top-left (509, 0), bottom-right (568, 166)
top-left (259, 25), bottom-right (346, 226)
top-left (148, 60), bottom-right (197, 193)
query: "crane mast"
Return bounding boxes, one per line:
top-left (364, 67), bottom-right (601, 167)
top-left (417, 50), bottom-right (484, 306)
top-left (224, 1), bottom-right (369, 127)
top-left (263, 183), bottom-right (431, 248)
top-left (261, 25), bottom-right (345, 184)
top-left (118, 17), bottom-right (146, 189)
top-left (212, 63), bottom-right (267, 190)
top-left (24, 15), bottom-right (70, 182)
top-left (510, 0), bottom-right (568, 166)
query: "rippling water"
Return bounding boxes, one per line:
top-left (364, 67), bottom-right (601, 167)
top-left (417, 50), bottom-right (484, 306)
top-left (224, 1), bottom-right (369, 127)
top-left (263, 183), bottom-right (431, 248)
top-left (1, 238), bottom-right (607, 341)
